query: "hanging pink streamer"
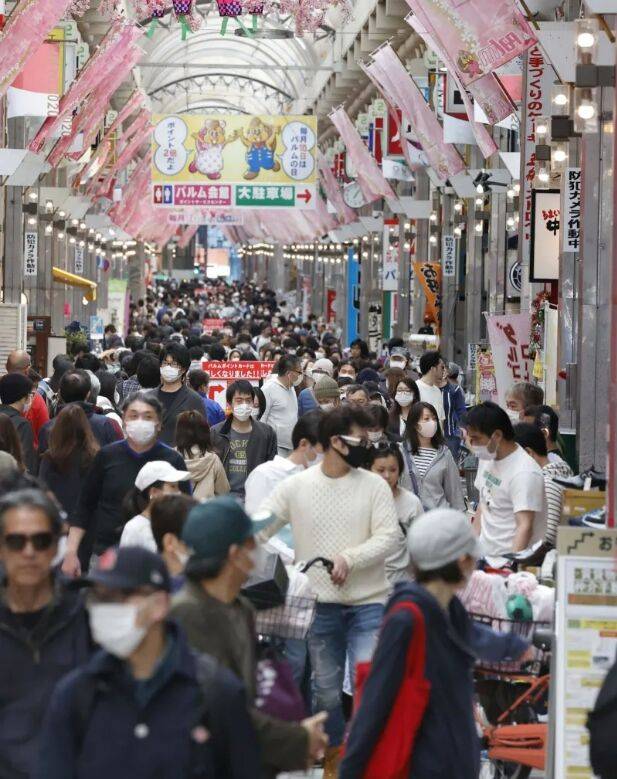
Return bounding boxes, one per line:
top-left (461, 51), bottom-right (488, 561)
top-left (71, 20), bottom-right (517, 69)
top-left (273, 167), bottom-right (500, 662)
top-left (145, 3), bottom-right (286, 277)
top-left (315, 195), bottom-right (338, 234)
top-left (177, 225), bottom-right (198, 249)
top-left (371, 44), bottom-right (465, 182)
top-left (329, 107), bottom-right (395, 204)
top-left (317, 153), bottom-right (357, 224)
top-left (98, 121), bottom-right (152, 196)
top-left (0, 0), bottom-right (75, 97)
top-left (404, 0), bottom-right (536, 87)
top-left (29, 23), bottom-right (143, 153)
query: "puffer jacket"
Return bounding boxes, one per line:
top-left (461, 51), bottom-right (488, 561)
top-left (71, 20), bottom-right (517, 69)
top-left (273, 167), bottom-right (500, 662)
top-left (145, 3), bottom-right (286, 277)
top-left (183, 448), bottom-right (230, 500)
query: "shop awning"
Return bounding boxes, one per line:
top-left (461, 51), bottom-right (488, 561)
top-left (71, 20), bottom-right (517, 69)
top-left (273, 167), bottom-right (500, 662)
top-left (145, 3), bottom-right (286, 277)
top-left (52, 267), bottom-right (97, 302)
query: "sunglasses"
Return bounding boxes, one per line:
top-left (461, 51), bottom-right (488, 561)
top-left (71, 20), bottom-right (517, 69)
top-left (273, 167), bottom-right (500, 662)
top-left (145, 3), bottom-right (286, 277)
top-left (3, 532), bottom-right (55, 552)
top-left (374, 441), bottom-right (400, 453)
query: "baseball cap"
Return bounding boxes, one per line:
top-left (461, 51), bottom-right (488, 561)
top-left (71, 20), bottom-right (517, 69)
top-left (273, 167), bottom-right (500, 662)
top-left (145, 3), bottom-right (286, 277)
top-left (312, 358), bottom-right (334, 377)
top-left (79, 546), bottom-right (171, 592)
top-left (182, 496), bottom-right (275, 562)
top-left (407, 509), bottom-right (481, 571)
top-left (135, 461), bottom-right (190, 491)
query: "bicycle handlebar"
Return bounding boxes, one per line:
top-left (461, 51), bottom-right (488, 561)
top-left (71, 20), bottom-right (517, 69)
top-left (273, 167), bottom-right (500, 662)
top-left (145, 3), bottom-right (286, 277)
top-left (300, 557), bottom-right (334, 575)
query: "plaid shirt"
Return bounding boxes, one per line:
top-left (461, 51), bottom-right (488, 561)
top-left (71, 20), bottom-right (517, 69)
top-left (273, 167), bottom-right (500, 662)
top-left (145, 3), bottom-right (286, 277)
top-left (119, 377), bottom-right (141, 402)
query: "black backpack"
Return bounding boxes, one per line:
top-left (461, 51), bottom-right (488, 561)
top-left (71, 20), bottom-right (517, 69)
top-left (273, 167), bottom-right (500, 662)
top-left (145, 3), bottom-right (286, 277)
top-left (587, 659), bottom-right (617, 777)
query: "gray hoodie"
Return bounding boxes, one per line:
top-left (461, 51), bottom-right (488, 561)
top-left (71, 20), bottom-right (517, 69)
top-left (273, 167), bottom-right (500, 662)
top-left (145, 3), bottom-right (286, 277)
top-left (399, 442), bottom-right (466, 512)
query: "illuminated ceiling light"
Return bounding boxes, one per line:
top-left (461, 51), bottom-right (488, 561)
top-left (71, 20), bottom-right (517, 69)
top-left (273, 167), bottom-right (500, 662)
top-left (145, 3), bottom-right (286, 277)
top-left (474, 222), bottom-right (483, 234)
top-left (553, 147), bottom-right (567, 163)
top-left (27, 216), bottom-right (37, 226)
top-left (475, 197), bottom-right (484, 207)
top-left (45, 200), bottom-right (54, 213)
top-left (454, 201), bottom-right (463, 213)
top-left (28, 191), bottom-right (38, 202)
top-left (44, 224), bottom-right (53, 235)
top-left (513, 182), bottom-right (521, 195)
top-left (429, 235), bottom-right (438, 245)
top-left (429, 212), bottom-right (438, 223)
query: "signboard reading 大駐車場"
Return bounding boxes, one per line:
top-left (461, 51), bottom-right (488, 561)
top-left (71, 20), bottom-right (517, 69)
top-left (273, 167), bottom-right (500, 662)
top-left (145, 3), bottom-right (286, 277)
top-left (152, 114), bottom-right (317, 210)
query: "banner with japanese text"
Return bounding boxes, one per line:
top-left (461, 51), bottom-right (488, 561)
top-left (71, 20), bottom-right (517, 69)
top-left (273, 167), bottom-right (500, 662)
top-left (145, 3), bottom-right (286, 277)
top-left (562, 168), bottom-right (581, 253)
top-left (486, 313), bottom-right (534, 404)
top-left (413, 261), bottom-right (442, 327)
top-left (151, 114), bottom-right (317, 209)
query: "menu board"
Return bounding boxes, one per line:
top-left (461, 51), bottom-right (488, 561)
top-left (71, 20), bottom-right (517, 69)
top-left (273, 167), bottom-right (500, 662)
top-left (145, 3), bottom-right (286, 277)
top-left (555, 528), bottom-right (617, 778)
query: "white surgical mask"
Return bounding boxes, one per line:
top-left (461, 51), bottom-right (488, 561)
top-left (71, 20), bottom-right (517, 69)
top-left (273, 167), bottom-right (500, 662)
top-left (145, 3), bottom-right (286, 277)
top-left (471, 441), bottom-right (498, 461)
top-left (395, 391), bottom-right (414, 407)
top-left (250, 407), bottom-right (261, 420)
top-left (390, 359), bottom-right (406, 370)
top-left (160, 365), bottom-right (181, 383)
top-left (87, 603), bottom-right (147, 658)
top-left (125, 419), bottom-right (157, 445)
top-left (367, 430), bottom-right (383, 443)
top-left (233, 403), bottom-right (253, 421)
top-left (319, 402), bottom-right (335, 413)
top-left (505, 408), bottom-right (521, 424)
top-left (292, 374), bottom-right (304, 387)
top-left (316, 351), bottom-right (326, 360)
top-left (418, 419), bottom-right (438, 439)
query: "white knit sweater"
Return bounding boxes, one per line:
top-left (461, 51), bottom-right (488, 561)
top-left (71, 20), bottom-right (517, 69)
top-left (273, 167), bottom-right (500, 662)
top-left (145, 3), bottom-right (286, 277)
top-left (259, 464), bottom-right (399, 606)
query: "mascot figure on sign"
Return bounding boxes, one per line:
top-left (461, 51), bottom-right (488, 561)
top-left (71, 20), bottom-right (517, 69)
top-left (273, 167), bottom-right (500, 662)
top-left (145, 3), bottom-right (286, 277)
top-left (189, 119), bottom-right (231, 179)
top-left (231, 118), bottom-right (280, 180)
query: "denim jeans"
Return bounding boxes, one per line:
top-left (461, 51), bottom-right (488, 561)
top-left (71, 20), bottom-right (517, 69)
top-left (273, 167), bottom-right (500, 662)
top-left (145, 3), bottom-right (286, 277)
top-left (308, 602), bottom-right (384, 745)
top-left (283, 638), bottom-right (311, 711)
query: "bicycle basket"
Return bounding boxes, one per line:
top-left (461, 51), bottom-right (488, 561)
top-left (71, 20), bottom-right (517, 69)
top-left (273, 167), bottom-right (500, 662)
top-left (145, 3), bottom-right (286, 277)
top-left (470, 613), bottom-right (551, 675)
top-left (254, 594), bottom-right (317, 640)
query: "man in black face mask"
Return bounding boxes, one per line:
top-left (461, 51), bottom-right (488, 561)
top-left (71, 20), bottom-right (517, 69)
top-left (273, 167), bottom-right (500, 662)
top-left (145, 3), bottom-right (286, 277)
top-left (258, 406), bottom-right (399, 776)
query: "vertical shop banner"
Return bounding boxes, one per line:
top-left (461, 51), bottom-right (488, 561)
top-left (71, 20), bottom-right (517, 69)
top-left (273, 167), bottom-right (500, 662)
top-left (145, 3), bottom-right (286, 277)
top-left (382, 232), bottom-right (399, 291)
top-left (442, 234), bottom-right (456, 277)
top-left (326, 289), bottom-right (337, 323)
top-left (301, 276), bottom-right (311, 323)
top-left (23, 231), bottom-right (37, 276)
top-left (412, 261), bottom-right (442, 325)
top-left (368, 303), bottom-right (382, 354)
top-left (520, 46), bottom-right (557, 277)
top-left (486, 312), bottom-right (533, 403)
top-left (152, 114), bottom-right (317, 209)
top-left (74, 245), bottom-right (84, 275)
top-left (7, 42), bottom-right (60, 118)
top-left (555, 529), bottom-right (617, 779)
top-left (530, 189), bottom-right (560, 281)
top-left (347, 248), bottom-right (360, 344)
top-left (562, 168), bottom-right (581, 253)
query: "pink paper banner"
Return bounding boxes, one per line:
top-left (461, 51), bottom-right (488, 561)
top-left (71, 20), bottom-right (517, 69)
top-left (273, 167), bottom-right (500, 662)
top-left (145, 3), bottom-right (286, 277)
top-left (405, 0), bottom-right (536, 86)
top-left (371, 44), bottom-right (465, 182)
top-left (177, 225), bottom-right (198, 249)
top-left (317, 154), bottom-right (357, 224)
top-left (486, 312), bottom-right (533, 403)
top-left (329, 107), bottom-right (395, 204)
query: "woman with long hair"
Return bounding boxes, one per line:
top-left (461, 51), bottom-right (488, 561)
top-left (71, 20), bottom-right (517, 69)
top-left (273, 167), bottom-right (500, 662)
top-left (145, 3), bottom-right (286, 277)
top-left (399, 401), bottom-right (465, 511)
top-left (388, 376), bottom-right (420, 439)
top-left (0, 414), bottom-right (23, 472)
top-left (175, 410), bottom-right (229, 500)
top-left (39, 404), bottom-right (99, 519)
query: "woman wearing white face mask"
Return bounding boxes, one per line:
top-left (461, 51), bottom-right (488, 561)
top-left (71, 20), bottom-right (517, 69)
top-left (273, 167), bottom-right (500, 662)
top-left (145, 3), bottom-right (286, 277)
top-left (387, 377), bottom-right (420, 439)
top-left (399, 402), bottom-right (465, 512)
top-left (61, 392), bottom-right (191, 579)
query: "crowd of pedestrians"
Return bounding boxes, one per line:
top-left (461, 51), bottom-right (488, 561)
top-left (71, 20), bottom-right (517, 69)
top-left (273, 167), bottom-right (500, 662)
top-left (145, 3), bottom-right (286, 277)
top-left (0, 277), bottom-right (570, 778)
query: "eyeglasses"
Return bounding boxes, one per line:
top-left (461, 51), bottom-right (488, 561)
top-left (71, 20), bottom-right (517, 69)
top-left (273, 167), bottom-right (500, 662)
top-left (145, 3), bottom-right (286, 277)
top-left (3, 532), bottom-right (55, 552)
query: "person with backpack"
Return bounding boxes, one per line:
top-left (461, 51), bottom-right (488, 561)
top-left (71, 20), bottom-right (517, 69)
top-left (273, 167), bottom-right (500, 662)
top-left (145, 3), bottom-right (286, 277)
top-left (36, 545), bottom-right (258, 779)
top-left (340, 508), bottom-right (532, 779)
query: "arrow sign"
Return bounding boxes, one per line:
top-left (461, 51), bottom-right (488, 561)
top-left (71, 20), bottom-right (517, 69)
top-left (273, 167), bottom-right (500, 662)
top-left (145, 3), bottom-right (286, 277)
top-left (208, 384), bottom-right (225, 401)
top-left (297, 189), bottom-right (312, 204)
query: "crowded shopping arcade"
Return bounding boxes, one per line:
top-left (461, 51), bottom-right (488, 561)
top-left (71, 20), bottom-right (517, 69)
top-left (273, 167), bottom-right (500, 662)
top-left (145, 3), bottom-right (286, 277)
top-left (0, 0), bottom-right (617, 777)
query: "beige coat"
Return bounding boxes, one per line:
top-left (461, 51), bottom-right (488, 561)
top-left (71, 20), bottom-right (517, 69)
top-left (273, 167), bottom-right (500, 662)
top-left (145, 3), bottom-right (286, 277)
top-left (184, 449), bottom-right (230, 500)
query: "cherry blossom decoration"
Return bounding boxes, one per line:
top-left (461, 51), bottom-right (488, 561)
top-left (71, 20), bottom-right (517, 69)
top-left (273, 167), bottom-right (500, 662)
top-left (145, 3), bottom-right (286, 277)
top-left (126, 0), bottom-right (201, 38)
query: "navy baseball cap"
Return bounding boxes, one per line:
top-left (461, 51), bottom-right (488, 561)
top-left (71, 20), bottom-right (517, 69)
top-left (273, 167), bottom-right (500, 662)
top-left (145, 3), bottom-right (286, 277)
top-left (79, 546), bottom-right (171, 592)
top-left (182, 496), bottom-right (275, 562)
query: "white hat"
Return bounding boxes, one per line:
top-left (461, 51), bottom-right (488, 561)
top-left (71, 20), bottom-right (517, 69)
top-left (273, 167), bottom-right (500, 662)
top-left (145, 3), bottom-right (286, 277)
top-left (135, 461), bottom-right (191, 492)
top-left (312, 358), bottom-right (334, 377)
top-left (407, 509), bottom-right (481, 571)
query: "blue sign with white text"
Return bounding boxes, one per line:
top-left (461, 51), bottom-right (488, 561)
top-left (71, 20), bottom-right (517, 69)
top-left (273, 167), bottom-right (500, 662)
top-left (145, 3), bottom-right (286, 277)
top-left (346, 247), bottom-right (360, 344)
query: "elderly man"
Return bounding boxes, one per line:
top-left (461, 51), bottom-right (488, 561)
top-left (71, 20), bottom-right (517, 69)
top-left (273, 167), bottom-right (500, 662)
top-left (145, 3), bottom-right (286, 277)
top-left (6, 350), bottom-right (49, 449)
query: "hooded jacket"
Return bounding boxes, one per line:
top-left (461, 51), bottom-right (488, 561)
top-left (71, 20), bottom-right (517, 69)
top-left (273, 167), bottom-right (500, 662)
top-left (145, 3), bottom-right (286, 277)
top-left (0, 579), bottom-right (91, 779)
top-left (182, 448), bottom-right (230, 500)
top-left (340, 582), bottom-right (528, 779)
top-left (400, 442), bottom-right (466, 512)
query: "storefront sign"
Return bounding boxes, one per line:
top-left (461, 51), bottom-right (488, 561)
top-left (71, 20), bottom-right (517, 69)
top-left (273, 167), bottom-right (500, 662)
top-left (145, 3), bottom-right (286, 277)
top-left (24, 231), bottom-right (37, 276)
top-left (520, 46), bottom-right (557, 278)
top-left (368, 303), bottom-right (382, 354)
top-left (486, 312), bottom-right (533, 403)
top-left (555, 529), bottom-right (617, 779)
top-left (202, 318), bottom-right (224, 334)
top-left (74, 245), bottom-right (84, 275)
top-left (89, 315), bottom-right (104, 339)
top-left (382, 240), bottom-right (399, 292)
top-left (530, 189), bottom-right (560, 281)
top-left (152, 114), bottom-right (317, 210)
top-left (166, 210), bottom-right (244, 226)
top-left (201, 360), bottom-right (275, 409)
top-left (442, 234), bottom-right (456, 277)
top-left (326, 289), bottom-right (337, 323)
top-left (563, 167), bottom-right (581, 253)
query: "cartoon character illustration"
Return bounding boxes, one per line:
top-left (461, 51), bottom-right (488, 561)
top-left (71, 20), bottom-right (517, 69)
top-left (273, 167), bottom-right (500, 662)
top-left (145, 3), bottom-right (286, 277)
top-left (231, 118), bottom-right (281, 180)
top-left (457, 50), bottom-right (483, 78)
top-left (188, 120), bottom-right (231, 179)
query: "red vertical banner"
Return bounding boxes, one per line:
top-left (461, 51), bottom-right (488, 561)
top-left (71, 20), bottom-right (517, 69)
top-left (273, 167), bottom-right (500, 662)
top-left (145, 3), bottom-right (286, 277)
top-left (326, 289), bottom-right (337, 323)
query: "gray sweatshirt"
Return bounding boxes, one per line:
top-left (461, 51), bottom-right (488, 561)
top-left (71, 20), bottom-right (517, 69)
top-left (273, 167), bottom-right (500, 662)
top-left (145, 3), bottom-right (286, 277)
top-left (399, 442), bottom-right (466, 512)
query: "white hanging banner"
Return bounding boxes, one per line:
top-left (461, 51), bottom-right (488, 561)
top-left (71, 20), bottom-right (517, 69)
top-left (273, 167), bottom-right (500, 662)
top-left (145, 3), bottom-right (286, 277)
top-left (442, 234), bottom-right (456, 277)
top-left (74, 245), bottom-right (85, 275)
top-left (24, 231), bottom-right (38, 276)
top-left (530, 189), bottom-right (560, 281)
top-left (562, 168), bottom-right (581, 253)
top-left (486, 312), bottom-right (533, 404)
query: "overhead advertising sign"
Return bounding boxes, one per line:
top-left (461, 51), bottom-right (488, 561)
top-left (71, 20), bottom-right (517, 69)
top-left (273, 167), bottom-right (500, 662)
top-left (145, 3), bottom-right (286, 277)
top-left (152, 114), bottom-right (317, 210)
top-left (166, 209), bottom-right (244, 226)
top-left (486, 312), bottom-right (533, 403)
top-left (530, 189), bottom-right (560, 281)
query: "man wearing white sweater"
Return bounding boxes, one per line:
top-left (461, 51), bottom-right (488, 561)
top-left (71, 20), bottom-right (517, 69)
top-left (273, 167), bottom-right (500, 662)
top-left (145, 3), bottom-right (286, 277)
top-left (259, 406), bottom-right (399, 773)
top-left (261, 354), bottom-right (302, 455)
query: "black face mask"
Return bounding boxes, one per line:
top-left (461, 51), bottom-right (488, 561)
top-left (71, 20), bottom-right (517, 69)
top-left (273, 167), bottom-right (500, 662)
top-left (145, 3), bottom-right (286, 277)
top-left (336, 440), bottom-right (371, 469)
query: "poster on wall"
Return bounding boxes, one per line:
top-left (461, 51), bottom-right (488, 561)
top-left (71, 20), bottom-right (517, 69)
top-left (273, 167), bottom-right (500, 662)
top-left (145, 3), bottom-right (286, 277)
top-left (152, 114), bottom-right (317, 210)
top-left (486, 312), bottom-right (533, 403)
top-left (530, 189), bottom-right (560, 281)
top-left (475, 347), bottom-right (499, 403)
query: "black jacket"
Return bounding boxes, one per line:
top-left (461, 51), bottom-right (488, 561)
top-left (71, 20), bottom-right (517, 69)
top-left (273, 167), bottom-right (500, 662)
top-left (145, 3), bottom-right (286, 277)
top-left (157, 386), bottom-right (206, 446)
top-left (38, 401), bottom-right (122, 455)
top-left (36, 622), bottom-right (259, 779)
top-left (0, 579), bottom-right (91, 779)
top-left (0, 405), bottom-right (35, 474)
top-left (340, 582), bottom-right (528, 779)
top-left (211, 417), bottom-right (277, 477)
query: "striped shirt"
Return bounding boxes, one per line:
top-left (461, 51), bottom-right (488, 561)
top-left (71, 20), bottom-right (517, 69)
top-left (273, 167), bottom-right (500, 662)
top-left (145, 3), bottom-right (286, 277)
top-left (542, 459), bottom-right (573, 545)
top-left (413, 447), bottom-right (437, 478)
